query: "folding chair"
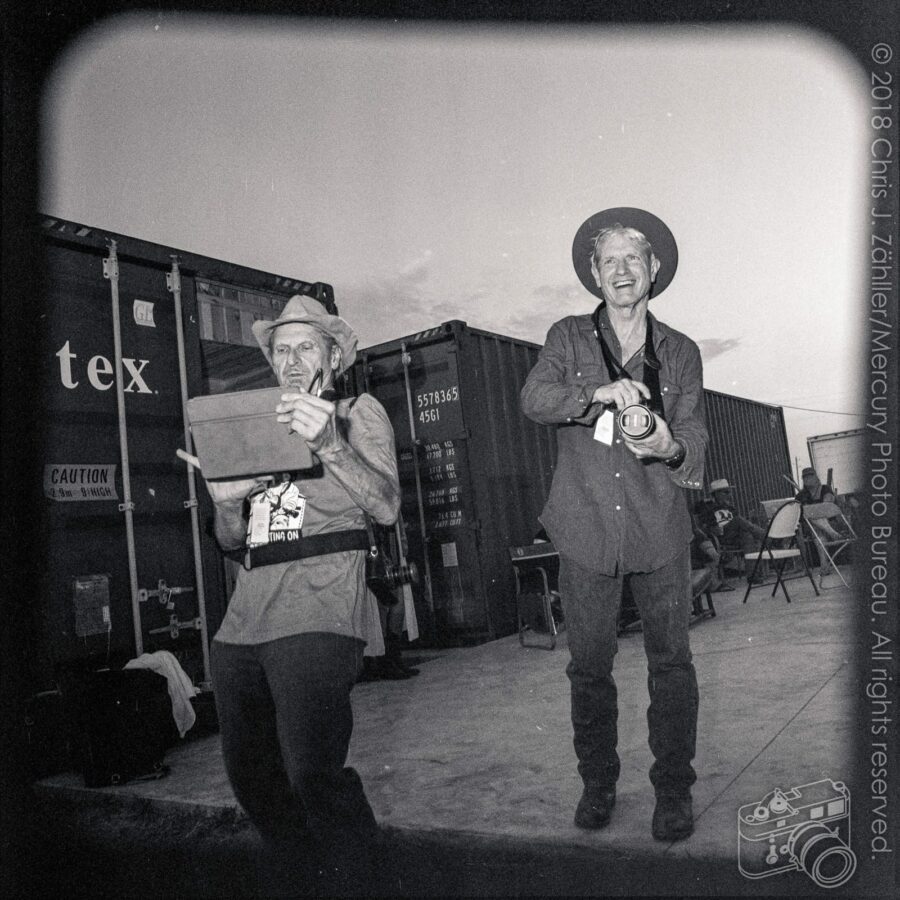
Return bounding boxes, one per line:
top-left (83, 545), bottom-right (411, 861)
top-left (743, 500), bottom-right (820, 604)
top-left (802, 501), bottom-right (857, 588)
top-left (509, 543), bottom-right (561, 650)
top-left (690, 566), bottom-right (717, 622)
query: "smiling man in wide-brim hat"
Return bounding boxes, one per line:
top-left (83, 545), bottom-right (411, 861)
top-left (521, 206), bottom-right (709, 844)
top-left (571, 206), bottom-right (679, 302)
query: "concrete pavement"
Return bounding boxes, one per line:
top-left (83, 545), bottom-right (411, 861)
top-left (29, 566), bottom-right (879, 896)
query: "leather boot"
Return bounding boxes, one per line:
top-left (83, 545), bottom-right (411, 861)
top-left (574, 784), bottom-right (616, 830)
top-left (652, 791), bottom-right (693, 841)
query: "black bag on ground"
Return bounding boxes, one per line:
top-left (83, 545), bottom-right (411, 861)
top-left (64, 667), bottom-right (176, 787)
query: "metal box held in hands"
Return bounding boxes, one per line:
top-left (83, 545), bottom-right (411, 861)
top-left (353, 321), bottom-right (557, 647)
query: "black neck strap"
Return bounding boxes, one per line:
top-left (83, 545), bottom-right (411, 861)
top-left (591, 302), bottom-right (664, 417)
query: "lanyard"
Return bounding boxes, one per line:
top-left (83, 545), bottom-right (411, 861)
top-left (590, 302), bottom-right (665, 417)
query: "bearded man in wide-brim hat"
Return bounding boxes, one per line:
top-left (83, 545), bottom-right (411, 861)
top-left (196, 294), bottom-right (400, 890)
top-left (521, 208), bottom-right (708, 841)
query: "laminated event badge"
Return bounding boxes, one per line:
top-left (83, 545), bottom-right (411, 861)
top-left (594, 408), bottom-right (615, 446)
top-left (247, 480), bottom-right (307, 549)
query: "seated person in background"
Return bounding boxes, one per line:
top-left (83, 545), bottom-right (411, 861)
top-left (709, 478), bottom-right (767, 550)
top-left (794, 467), bottom-right (845, 578)
top-left (794, 467), bottom-right (844, 542)
top-left (692, 499), bottom-right (720, 543)
top-left (708, 479), bottom-right (767, 583)
top-left (691, 503), bottom-right (728, 595)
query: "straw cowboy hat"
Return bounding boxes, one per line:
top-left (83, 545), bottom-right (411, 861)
top-left (572, 207), bottom-right (679, 300)
top-left (251, 295), bottom-right (358, 373)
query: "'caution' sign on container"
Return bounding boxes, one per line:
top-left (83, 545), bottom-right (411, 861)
top-left (44, 464), bottom-right (118, 502)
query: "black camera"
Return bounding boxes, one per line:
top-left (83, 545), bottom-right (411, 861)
top-left (367, 556), bottom-right (418, 607)
top-left (617, 403), bottom-right (656, 440)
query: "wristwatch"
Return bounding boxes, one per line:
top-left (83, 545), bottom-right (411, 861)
top-left (663, 441), bottom-right (686, 470)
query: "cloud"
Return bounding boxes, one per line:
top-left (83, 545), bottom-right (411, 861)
top-left (341, 265), bottom-right (592, 350)
top-left (696, 337), bottom-right (741, 363)
top-left (338, 251), bottom-right (448, 346)
top-left (489, 282), bottom-right (588, 340)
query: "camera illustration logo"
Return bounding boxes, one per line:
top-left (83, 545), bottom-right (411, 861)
top-left (738, 779), bottom-right (857, 889)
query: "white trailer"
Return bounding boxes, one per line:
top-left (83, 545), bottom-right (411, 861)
top-left (806, 429), bottom-right (866, 494)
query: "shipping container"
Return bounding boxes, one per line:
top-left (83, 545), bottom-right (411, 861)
top-left (807, 429), bottom-right (867, 495)
top-left (352, 321), bottom-right (557, 646)
top-left (703, 389), bottom-right (793, 523)
top-left (354, 328), bottom-right (793, 646)
top-left (36, 214), bottom-right (794, 671)
top-left (35, 215), bottom-right (334, 693)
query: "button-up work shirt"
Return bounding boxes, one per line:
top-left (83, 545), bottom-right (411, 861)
top-left (520, 308), bottom-right (708, 575)
top-left (214, 394), bottom-right (396, 650)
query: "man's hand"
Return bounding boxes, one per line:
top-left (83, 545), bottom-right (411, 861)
top-left (622, 413), bottom-right (681, 461)
top-left (591, 378), bottom-right (651, 410)
top-left (205, 476), bottom-right (269, 506)
top-left (176, 450), bottom-right (269, 506)
top-left (276, 392), bottom-right (340, 454)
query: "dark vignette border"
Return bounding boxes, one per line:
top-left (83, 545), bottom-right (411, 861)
top-left (2, 2), bottom-right (898, 896)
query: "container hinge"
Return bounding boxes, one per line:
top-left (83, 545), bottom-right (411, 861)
top-left (148, 615), bottom-right (202, 640)
top-left (102, 257), bottom-right (118, 280)
top-left (166, 272), bottom-right (174, 292)
top-left (183, 498), bottom-right (199, 509)
top-left (138, 579), bottom-right (195, 610)
top-left (118, 501), bottom-right (135, 512)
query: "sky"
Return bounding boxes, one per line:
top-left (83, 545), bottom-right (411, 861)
top-left (41, 13), bottom-right (869, 474)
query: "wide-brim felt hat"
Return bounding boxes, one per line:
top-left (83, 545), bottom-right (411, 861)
top-left (572, 207), bottom-right (678, 300)
top-left (251, 295), bottom-right (358, 372)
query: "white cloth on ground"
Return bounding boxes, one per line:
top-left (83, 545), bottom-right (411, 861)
top-left (124, 650), bottom-right (198, 737)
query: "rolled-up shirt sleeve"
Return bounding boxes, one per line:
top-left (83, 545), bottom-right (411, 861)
top-left (521, 320), bottom-right (604, 426)
top-left (663, 339), bottom-right (707, 491)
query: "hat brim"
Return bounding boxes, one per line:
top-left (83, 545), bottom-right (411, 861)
top-left (251, 314), bottom-right (358, 373)
top-left (572, 207), bottom-right (678, 300)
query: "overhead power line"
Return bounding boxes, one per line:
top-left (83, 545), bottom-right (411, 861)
top-left (779, 404), bottom-right (865, 417)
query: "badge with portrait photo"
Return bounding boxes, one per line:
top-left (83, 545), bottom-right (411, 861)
top-left (246, 480), bottom-right (307, 548)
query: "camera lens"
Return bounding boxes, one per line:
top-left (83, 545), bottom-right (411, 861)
top-left (788, 821), bottom-right (856, 888)
top-left (617, 404), bottom-right (656, 440)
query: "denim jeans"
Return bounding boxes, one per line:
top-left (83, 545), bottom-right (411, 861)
top-left (210, 632), bottom-right (376, 855)
top-left (559, 546), bottom-right (699, 794)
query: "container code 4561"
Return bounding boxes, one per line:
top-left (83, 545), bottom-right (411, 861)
top-left (416, 385), bottom-right (460, 423)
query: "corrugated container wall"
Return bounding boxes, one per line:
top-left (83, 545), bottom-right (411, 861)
top-left (35, 216), bottom-right (333, 693)
top-left (353, 321), bottom-right (557, 646)
top-left (702, 389), bottom-right (793, 520)
top-left (355, 328), bottom-right (793, 647)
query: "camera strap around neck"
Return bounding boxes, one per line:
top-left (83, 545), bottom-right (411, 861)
top-left (591, 302), bottom-right (664, 417)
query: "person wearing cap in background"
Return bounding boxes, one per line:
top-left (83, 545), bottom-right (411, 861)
top-left (193, 295), bottom-right (400, 891)
top-left (521, 209), bottom-right (708, 842)
top-left (794, 466), bottom-right (844, 569)
top-left (795, 467), bottom-right (835, 508)
top-left (708, 478), bottom-right (767, 558)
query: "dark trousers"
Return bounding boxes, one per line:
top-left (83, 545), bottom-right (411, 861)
top-left (210, 633), bottom-right (376, 864)
top-left (559, 547), bottom-right (699, 795)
